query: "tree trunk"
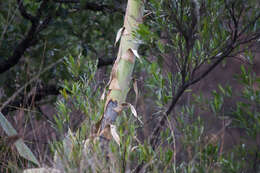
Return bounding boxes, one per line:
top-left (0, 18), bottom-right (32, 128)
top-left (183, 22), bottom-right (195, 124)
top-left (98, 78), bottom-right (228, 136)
top-left (96, 0), bottom-right (144, 143)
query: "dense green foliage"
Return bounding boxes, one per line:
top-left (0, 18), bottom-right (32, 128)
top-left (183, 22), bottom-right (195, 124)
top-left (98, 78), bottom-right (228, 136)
top-left (0, 0), bottom-right (260, 172)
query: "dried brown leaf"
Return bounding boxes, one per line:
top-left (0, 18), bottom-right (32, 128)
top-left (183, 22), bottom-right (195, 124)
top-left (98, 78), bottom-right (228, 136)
top-left (130, 48), bottom-right (142, 63)
top-left (110, 125), bottom-right (120, 146)
top-left (114, 27), bottom-right (125, 46)
top-left (133, 79), bottom-right (138, 104)
top-left (129, 104), bottom-right (143, 124)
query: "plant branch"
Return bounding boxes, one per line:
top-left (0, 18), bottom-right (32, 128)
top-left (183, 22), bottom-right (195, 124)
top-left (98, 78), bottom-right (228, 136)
top-left (0, 58), bottom-right (64, 112)
top-left (0, 0), bottom-right (52, 74)
top-left (1, 84), bottom-right (60, 115)
top-left (17, 0), bottom-right (37, 24)
top-left (149, 12), bottom-right (241, 150)
top-left (53, 0), bottom-right (124, 13)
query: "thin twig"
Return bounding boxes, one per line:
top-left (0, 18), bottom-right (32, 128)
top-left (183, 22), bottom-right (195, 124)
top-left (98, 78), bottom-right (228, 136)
top-left (0, 58), bottom-right (64, 112)
top-left (0, 2), bottom-right (19, 48)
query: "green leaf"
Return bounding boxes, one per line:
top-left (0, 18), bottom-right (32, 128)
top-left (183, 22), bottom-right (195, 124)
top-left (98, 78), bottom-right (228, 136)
top-left (218, 85), bottom-right (225, 95)
top-left (15, 139), bottom-right (40, 166)
top-left (157, 40), bottom-right (165, 53)
top-left (0, 112), bottom-right (40, 166)
top-left (0, 112), bottom-right (17, 136)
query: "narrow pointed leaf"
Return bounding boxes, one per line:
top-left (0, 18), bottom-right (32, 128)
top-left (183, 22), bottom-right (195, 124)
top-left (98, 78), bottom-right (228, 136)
top-left (15, 139), bottom-right (40, 166)
top-left (133, 79), bottom-right (139, 104)
top-left (114, 27), bottom-right (125, 46)
top-left (101, 89), bottom-right (106, 100)
top-left (130, 48), bottom-right (142, 62)
top-left (0, 112), bottom-right (40, 166)
top-left (0, 112), bottom-right (17, 136)
top-left (129, 104), bottom-right (143, 124)
top-left (110, 124), bottom-right (120, 146)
